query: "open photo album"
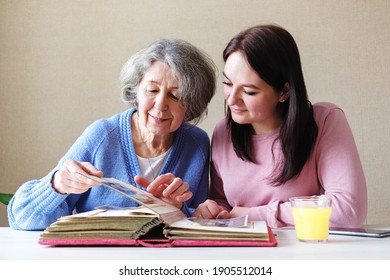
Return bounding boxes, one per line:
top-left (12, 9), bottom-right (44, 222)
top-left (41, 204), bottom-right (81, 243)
top-left (38, 175), bottom-right (277, 247)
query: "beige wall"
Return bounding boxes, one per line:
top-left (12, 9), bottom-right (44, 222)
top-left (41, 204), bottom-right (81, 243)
top-left (1, 0), bottom-right (389, 227)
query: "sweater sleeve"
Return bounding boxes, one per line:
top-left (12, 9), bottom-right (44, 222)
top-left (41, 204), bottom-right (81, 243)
top-left (314, 105), bottom-right (367, 227)
top-left (7, 119), bottom-right (107, 230)
top-left (7, 171), bottom-right (75, 230)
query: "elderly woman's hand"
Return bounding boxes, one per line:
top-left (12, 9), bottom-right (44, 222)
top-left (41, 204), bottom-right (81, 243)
top-left (134, 173), bottom-right (192, 209)
top-left (52, 160), bottom-right (103, 195)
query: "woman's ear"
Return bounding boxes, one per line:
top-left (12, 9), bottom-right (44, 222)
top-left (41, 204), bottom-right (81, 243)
top-left (279, 82), bottom-right (290, 103)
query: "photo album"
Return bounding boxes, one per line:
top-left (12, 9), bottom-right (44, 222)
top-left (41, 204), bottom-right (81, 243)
top-left (38, 175), bottom-right (277, 247)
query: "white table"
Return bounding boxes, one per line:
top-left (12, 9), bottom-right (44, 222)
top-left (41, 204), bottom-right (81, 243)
top-left (1, 227), bottom-right (389, 260)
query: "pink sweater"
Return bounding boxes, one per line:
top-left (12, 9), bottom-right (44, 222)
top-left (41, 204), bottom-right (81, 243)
top-left (210, 102), bottom-right (367, 228)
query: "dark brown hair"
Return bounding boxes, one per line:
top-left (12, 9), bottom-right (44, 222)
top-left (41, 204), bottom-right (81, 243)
top-left (223, 24), bottom-right (318, 185)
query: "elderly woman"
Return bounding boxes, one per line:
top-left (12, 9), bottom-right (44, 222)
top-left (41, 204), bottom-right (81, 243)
top-left (8, 39), bottom-right (216, 230)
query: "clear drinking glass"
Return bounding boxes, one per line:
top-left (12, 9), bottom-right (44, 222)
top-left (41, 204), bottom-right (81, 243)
top-left (290, 195), bottom-right (332, 243)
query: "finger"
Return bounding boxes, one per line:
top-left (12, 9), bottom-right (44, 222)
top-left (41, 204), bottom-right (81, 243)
top-left (64, 160), bottom-right (99, 187)
top-left (53, 169), bottom-right (92, 194)
top-left (161, 178), bottom-right (187, 198)
top-left (200, 200), bottom-right (222, 219)
top-left (134, 176), bottom-right (168, 197)
top-left (194, 203), bottom-right (213, 219)
top-left (193, 208), bottom-right (201, 217)
top-left (153, 184), bottom-right (168, 197)
top-left (81, 162), bottom-right (104, 177)
top-left (201, 205), bottom-right (216, 219)
top-left (216, 210), bottom-right (231, 219)
top-left (146, 173), bottom-right (176, 193)
top-left (134, 175), bottom-right (151, 190)
top-left (175, 191), bottom-right (193, 202)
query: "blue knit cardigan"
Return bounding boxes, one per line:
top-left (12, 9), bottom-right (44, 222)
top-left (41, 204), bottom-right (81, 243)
top-left (8, 108), bottom-right (210, 230)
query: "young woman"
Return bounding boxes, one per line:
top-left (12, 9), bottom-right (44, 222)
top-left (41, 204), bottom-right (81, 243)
top-left (194, 24), bottom-right (367, 228)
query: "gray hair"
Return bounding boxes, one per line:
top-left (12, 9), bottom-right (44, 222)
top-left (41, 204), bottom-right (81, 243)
top-left (119, 39), bottom-right (216, 124)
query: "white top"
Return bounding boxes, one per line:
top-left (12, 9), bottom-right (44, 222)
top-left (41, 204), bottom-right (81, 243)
top-left (136, 149), bottom-right (170, 181)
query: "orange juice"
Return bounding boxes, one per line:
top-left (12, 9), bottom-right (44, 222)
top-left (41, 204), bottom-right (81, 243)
top-left (292, 206), bottom-right (332, 242)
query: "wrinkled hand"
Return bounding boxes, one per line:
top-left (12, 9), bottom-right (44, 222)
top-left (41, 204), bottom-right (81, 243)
top-left (134, 173), bottom-right (192, 209)
top-left (52, 160), bottom-right (103, 195)
top-left (193, 199), bottom-right (230, 219)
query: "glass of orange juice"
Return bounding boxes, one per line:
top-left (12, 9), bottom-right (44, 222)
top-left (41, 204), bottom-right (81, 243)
top-left (290, 196), bottom-right (332, 243)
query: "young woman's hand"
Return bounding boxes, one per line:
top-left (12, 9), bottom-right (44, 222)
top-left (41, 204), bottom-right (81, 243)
top-left (193, 199), bottom-right (230, 219)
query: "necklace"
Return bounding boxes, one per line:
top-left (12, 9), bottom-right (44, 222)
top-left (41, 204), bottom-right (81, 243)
top-left (136, 113), bottom-right (157, 180)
